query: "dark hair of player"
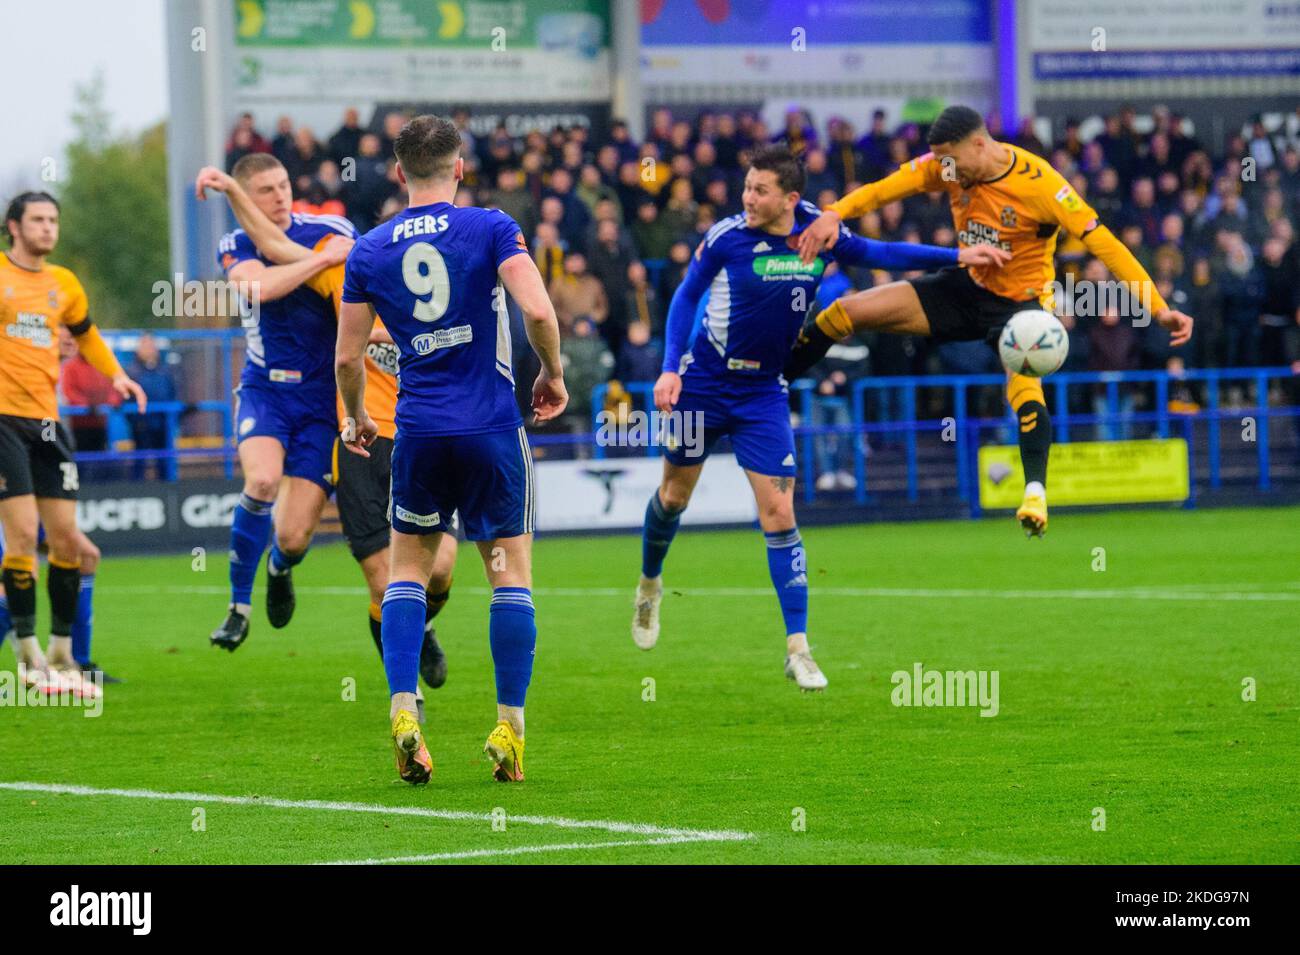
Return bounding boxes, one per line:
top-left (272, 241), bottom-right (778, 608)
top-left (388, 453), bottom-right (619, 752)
top-left (748, 144), bottom-right (805, 196)
top-left (230, 152), bottom-right (285, 185)
top-left (927, 105), bottom-right (986, 146)
top-left (4, 191), bottom-right (60, 246)
top-left (394, 115), bottom-right (462, 182)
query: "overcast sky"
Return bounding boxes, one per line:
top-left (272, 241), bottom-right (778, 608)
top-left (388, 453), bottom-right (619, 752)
top-left (0, 0), bottom-right (167, 196)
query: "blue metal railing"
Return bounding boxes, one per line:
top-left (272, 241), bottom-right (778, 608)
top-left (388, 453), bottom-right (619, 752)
top-left (66, 328), bottom-right (245, 479)
top-left (76, 323), bottom-right (1300, 511)
top-left (593, 367), bottom-right (1299, 513)
top-left (61, 400), bottom-right (235, 480)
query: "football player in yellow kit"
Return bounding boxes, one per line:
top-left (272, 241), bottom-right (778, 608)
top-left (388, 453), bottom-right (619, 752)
top-left (790, 106), bottom-right (1193, 536)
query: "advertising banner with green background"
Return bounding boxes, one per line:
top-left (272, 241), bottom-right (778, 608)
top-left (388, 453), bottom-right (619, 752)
top-left (234, 0), bottom-right (610, 107)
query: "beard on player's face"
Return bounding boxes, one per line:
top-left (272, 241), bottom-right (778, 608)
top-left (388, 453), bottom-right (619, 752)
top-left (743, 190), bottom-right (790, 230)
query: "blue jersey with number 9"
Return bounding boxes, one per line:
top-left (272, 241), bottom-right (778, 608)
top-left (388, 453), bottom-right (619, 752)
top-left (341, 201), bottom-right (528, 436)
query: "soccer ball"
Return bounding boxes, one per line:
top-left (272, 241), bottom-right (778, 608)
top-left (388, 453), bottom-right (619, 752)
top-left (998, 309), bottom-right (1068, 377)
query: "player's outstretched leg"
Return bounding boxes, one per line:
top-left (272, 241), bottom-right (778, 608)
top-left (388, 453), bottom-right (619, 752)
top-left (747, 471), bottom-right (826, 691)
top-left (784, 300), bottom-right (854, 380)
top-left (1008, 374), bottom-right (1051, 537)
top-left (633, 462), bottom-right (699, 650)
top-left (785, 282), bottom-right (934, 381)
top-left (480, 535), bottom-right (535, 782)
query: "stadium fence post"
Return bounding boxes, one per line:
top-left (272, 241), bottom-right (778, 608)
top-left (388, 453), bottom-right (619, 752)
top-left (222, 335), bottom-right (234, 479)
top-left (797, 381), bottom-right (815, 505)
top-left (904, 382), bottom-right (918, 502)
top-left (954, 384), bottom-right (969, 503)
top-left (852, 380), bottom-right (868, 505)
top-left (1256, 371), bottom-right (1271, 491)
top-left (1053, 377), bottom-right (1069, 443)
top-left (591, 383), bottom-right (607, 460)
top-left (1207, 376), bottom-right (1221, 489)
top-left (1156, 375), bottom-right (1169, 439)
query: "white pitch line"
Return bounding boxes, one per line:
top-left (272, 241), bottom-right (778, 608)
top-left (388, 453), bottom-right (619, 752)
top-left (319, 834), bottom-right (713, 865)
top-left (0, 781), bottom-right (753, 843)
top-left (104, 583), bottom-right (1300, 602)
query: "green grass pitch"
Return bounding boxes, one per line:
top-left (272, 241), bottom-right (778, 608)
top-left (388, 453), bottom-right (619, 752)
top-left (1, 505), bottom-right (1296, 864)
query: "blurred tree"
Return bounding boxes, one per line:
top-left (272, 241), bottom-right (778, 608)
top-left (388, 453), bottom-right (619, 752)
top-left (56, 73), bottom-right (169, 328)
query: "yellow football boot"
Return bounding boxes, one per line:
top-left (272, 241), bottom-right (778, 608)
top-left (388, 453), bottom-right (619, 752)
top-left (391, 709), bottom-right (432, 784)
top-left (484, 719), bottom-right (525, 782)
top-left (1016, 491), bottom-right (1048, 538)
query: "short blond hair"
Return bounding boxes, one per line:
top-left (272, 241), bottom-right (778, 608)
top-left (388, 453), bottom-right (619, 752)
top-left (231, 153), bottom-right (285, 185)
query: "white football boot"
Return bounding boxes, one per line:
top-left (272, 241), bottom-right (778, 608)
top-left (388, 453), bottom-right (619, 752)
top-left (784, 650), bottom-right (828, 691)
top-left (46, 639), bottom-right (101, 699)
top-left (631, 576), bottom-right (662, 650)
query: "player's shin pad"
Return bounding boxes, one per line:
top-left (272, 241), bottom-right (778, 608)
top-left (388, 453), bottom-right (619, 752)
top-left (1007, 375), bottom-right (1051, 487)
top-left (47, 557), bottom-right (81, 639)
top-left (1, 555), bottom-right (37, 638)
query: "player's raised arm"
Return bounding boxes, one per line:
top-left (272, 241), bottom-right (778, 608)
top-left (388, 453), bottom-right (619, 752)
top-left (823, 227), bottom-right (1011, 272)
top-left (198, 165), bottom-right (354, 267)
top-left (1037, 173), bottom-right (1193, 346)
top-left (1081, 226), bottom-right (1193, 345)
top-left (796, 155), bottom-right (940, 263)
top-left (204, 159), bottom-right (350, 303)
top-left (498, 253), bottom-right (568, 424)
top-left (226, 248), bottom-right (346, 304)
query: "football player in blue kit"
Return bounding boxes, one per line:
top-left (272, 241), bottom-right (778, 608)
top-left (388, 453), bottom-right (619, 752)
top-left (336, 116), bottom-right (567, 785)
top-left (632, 145), bottom-right (1010, 690)
top-left (208, 153), bottom-right (356, 650)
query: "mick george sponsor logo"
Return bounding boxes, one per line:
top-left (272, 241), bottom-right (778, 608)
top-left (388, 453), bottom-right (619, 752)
top-left (50, 885), bottom-right (151, 935)
top-left (890, 662), bottom-right (999, 717)
top-left (6, 312), bottom-right (54, 346)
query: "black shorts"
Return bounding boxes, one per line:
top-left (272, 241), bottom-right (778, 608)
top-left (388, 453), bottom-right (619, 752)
top-left (334, 434), bottom-right (394, 562)
top-left (334, 435), bottom-right (462, 561)
top-left (909, 267), bottom-right (1038, 346)
top-left (0, 414), bottom-right (79, 501)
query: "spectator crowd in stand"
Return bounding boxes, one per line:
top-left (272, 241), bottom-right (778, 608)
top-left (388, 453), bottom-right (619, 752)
top-left (225, 104), bottom-right (1300, 442)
